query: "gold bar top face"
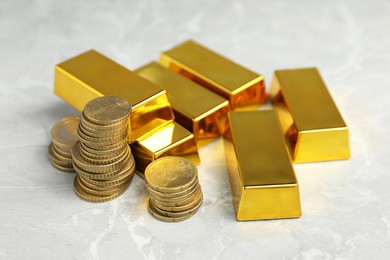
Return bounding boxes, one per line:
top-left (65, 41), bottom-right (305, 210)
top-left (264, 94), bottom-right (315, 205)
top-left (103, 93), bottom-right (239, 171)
top-left (270, 68), bottom-right (350, 163)
top-left (135, 62), bottom-right (230, 140)
top-left (159, 40), bottom-right (267, 108)
top-left (224, 110), bottom-right (301, 221)
top-left (54, 50), bottom-right (174, 142)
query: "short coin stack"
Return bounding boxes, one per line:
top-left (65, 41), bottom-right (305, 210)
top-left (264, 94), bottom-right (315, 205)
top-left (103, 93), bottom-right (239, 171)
top-left (72, 96), bottom-right (136, 203)
top-left (49, 116), bottom-right (80, 172)
top-left (145, 156), bottom-right (203, 222)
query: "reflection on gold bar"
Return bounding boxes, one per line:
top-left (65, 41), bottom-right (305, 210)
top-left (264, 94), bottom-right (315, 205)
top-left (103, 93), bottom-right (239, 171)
top-left (159, 40), bottom-right (267, 109)
top-left (135, 62), bottom-right (230, 140)
top-left (270, 68), bottom-right (350, 163)
top-left (131, 121), bottom-right (200, 174)
top-left (54, 50), bottom-right (174, 142)
top-left (224, 110), bottom-right (301, 221)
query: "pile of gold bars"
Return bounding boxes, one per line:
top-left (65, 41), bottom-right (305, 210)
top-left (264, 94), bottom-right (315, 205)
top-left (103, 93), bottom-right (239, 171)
top-left (51, 39), bottom-right (350, 221)
top-left (145, 157), bottom-right (203, 222)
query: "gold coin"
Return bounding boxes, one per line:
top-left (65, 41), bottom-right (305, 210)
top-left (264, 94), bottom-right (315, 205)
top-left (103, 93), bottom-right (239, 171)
top-left (49, 143), bottom-right (72, 164)
top-left (52, 143), bottom-right (72, 158)
top-left (80, 116), bottom-right (129, 136)
top-left (152, 188), bottom-right (203, 212)
top-left (80, 140), bottom-right (128, 157)
top-left (80, 144), bottom-right (129, 164)
top-left (50, 160), bottom-right (74, 173)
top-left (76, 175), bottom-right (130, 196)
top-left (79, 157), bottom-right (135, 187)
top-left (150, 186), bottom-right (202, 207)
top-left (73, 177), bottom-right (126, 203)
top-left (50, 116), bottom-right (80, 150)
top-left (72, 142), bottom-right (130, 175)
top-left (147, 199), bottom-right (194, 223)
top-left (151, 195), bottom-right (203, 217)
top-left (146, 176), bottom-right (199, 199)
top-left (83, 96), bottom-right (131, 125)
top-left (79, 174), bottom-right (133, 191)
top-left (79, 138), bottom-right (128, 151)
top-left (77, 126), bottom-right (127, 145)
top-left (145, 156), bottom-right (197, 193)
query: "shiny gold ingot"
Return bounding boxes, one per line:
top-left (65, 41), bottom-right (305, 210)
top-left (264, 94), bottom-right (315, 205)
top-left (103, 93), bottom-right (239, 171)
top-left (131, 122), bottom-right (200, 172)
top-left (54, 50), bottom-right (174, 142)
top-left (135, 62), bottom-right (230, 139)
top-left (159, 40), bottom-right (267, 109)
top-left (224, 110), bottom-right (301, 221)
top-left (270, 68), bottom-right (350, 163)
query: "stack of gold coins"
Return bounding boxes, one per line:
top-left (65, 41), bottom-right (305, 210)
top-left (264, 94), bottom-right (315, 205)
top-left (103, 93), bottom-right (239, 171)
top-left (49, 116), bottom-right (80, 172)
top-left (71, 96), bottom-right (136, 203)
top-left (145, 156), bottom-right (203, 222)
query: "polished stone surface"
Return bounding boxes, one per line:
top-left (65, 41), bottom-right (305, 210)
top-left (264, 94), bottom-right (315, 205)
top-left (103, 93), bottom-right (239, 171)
top-left (1, 0), bottom-right (389, 259)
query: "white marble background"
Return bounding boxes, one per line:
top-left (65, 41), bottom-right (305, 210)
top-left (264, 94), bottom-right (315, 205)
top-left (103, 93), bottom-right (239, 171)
top-left (0, 0), bottom-right (389, 259)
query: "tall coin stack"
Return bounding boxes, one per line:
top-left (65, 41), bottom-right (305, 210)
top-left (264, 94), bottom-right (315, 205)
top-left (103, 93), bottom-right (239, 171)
top-left (71, 96), bottom-right (136, 203)
top-left (49, 116), bottom-right (80, 172)
top-left (145, 156), bottom-right (203, 222)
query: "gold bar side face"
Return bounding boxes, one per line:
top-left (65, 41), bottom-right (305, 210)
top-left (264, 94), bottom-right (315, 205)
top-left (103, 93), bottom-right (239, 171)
top-left (159, 40), bottom-right (267, 108)
top-left (131, 121), bottom-right (200, 173)
top-left (270, 68), bottom-right (350, 163)
top-left (54, 50), bottom-right (174, 142)
top-left (224, 110), bottom-right (301, 221)
top-left (135, 62), bottom-right (230, 140)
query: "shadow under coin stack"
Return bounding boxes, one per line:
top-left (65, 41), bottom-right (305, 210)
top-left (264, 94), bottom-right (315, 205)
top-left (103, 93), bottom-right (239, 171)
top-left (49, 116), bottom-right (80, 172)
top-left (145, 157), bottom-right (203, 222)
top-left (71, 96), bottom-right (136, 203)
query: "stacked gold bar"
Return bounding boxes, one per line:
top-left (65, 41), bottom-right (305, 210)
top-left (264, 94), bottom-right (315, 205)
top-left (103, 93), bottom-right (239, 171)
top-left (160, 40), bottom-right (267, 108)
top-left (135, 62), bottom-right (230, 140)
top-left (54, 50), bottom-right (200, 174)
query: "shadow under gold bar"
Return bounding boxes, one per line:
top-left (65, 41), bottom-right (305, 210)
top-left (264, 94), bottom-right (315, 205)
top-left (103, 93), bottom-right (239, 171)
top-left (159, 40), bottom-right (267, 109)
top-left (54, 50), bottom-right (174, 142)
top-left (135, 62), bottom-right (230, 140)
top-left (224, 110), bottom-right (301, 221)
top-left (131, 121), bottom-right (200, 175)
top-left (270, 68), bottom-right (350, 163)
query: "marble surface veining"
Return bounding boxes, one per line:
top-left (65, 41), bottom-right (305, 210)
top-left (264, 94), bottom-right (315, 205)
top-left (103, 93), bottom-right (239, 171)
top-left (0, 0), bottom-right (389, 259)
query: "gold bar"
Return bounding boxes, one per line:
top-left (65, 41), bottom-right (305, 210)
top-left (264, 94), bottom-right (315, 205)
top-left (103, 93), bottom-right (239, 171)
top-left (135, 62), bottom-right (230, 140)
top-left (270, 68), bottom-right (350, 163)
top-left (54, 50), bottom-right (174, 142)
top-left (224, 110), bottom-right (301, 221)
top-left (159, 40), bottom-right (267, 109)
top-left (131, 121), bottom-right (200, 174)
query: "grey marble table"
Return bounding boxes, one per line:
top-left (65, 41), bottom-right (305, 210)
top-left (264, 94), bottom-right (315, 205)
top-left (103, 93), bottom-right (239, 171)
top-left (1, 0), bottom-right (389, 259)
